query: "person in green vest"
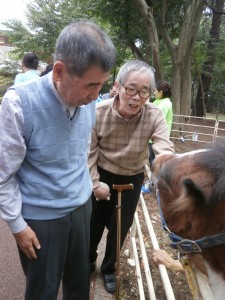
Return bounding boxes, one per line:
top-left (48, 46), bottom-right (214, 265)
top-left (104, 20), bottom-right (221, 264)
top-left (142, 80), bottom-right (173, 193)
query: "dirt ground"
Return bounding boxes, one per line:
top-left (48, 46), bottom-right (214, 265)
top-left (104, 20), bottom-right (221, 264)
top-left (117, 139), bottom-right (211, 300)
top-left (118, 194), bottom-right (192, 300)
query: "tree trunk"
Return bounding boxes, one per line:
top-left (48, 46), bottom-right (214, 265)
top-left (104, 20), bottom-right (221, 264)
top-left (194, 0), bottom-right (225, 117)
top-left (172, 60), bottom-right (192, 116)
top-left (162, 0), bottom-right (204, 115)
top-left (132, 0), bottom-right (163, 81)
top-left (133, 0), bottom-right (204, 115)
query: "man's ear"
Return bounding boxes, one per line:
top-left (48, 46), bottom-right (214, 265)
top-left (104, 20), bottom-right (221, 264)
top-left (114, 81), bottom-right (120, 93)
top-left (52, 61), bottom-right (65, 81)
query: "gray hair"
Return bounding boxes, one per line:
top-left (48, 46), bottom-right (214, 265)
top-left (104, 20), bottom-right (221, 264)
top-left (116, 60), bottom-right (155, 92)
top-left (53, 20), bottom-right (116, 76)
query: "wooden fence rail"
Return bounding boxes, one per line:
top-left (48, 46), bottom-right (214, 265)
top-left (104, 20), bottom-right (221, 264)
top-left (129, 165), bottom-right (176, 299)
top-left (171, 114), bottom-right (225, 143)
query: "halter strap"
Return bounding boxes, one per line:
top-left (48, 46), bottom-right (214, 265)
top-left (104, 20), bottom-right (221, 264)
top-left (157, 190), bottom-right (225, 253)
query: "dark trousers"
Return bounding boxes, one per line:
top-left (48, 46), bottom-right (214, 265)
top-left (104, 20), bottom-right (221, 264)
top-left (89, 167), bottom-right (144, 274)
top-left (148, 143), bottom-right (155, 166)
top-left (19, 198), bottom-right (92, 300)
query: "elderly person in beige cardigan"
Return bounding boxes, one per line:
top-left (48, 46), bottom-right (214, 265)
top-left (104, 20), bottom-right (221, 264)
top-left (88, 60), bottom-right (174, 294)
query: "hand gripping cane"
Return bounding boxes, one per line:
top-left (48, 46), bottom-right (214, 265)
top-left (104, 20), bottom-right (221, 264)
top-left (113, 183), bottom-right (134, 300)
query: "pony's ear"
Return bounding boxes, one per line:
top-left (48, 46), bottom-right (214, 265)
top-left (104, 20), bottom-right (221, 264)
top-left (183, 178), bottom-right (206, 206)
top-left (157, 176), bottom-right (174, 200)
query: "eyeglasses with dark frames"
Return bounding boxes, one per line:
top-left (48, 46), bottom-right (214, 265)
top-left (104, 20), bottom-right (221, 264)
top-left (121, 84), bottom-right (151, 99)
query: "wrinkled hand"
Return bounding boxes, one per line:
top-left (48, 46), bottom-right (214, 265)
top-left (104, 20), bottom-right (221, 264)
top-left (14, 226), bottom-right (41, 259)
top-left (94, 186), bottom-right (111, 201)
top-left (152, 249), bottom-right (183, 272)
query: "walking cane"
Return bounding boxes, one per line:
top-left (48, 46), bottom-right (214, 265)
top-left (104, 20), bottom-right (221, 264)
top-left (113, 183), bottom-right (134, 300)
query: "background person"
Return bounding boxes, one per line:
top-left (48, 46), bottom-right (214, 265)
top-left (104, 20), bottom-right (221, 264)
top-left (40, 63), bottom-right (53, 76)
top-left (142, 80), bottom-right (173, 193)
top-left (14, 52), bottom-right (39, 84)
top-left (101, 83), bottom-right (117, 100)
top-left (88, 60), bottom-right (174, 294)
top-left (0, 20), bottom-right (116, 300)
top-left (95, 94), bottom-right (103, 103)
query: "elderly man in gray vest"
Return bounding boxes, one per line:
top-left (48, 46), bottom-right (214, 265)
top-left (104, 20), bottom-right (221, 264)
top-left (0, 20), bottom-right (116, 300)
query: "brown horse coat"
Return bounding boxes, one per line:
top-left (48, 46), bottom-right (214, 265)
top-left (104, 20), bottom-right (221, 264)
top-left (152, 143), bottom-right (225, 299)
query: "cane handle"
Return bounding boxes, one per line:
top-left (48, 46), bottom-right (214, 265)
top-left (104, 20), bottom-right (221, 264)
top-left (113, 183), bottom-right (134, 193)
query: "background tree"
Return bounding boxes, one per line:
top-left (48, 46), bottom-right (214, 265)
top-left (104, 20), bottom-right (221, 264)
top-left (84, 0), bottom-right (205, 115)
top-left (3, 0), bottom-right (84, 62)
top-left (206, 24), bottom-right (225, 115)
top-left (2, 0), bottom-right (225, 117)
top-left (194, 0), bottom-right (225, 117)
top-left (131, 0), bottom-right (205, 116)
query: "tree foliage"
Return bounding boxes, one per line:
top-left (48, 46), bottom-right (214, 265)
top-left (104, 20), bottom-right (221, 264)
top-left (3, 0), bottom-right (88, 62)
top-left (2, 0), bottom-right (225, 116)
top-left (194, 0), bottom-right (225, 116)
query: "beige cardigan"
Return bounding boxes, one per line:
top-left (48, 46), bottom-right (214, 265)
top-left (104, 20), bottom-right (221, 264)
top-left (88, 96), bottom-right (174, 189)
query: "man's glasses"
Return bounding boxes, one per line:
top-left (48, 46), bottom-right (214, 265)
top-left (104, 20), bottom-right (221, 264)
top-left (122, 84), bottom-right (151, 99)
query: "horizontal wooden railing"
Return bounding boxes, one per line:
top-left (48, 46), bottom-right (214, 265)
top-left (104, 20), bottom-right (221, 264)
top-left (171, 114), bottom-right (225, 143)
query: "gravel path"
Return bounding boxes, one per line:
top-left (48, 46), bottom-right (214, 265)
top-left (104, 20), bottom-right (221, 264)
top-left (0, 219), bottom-right (25, 299)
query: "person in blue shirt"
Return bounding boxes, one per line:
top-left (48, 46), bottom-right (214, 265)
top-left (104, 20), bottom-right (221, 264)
top-left (14, 52), bottom-right (39, 84)
top-left (101, 84), bottom-right (117, 100)
top-left (95, 95), bottom-right (103, 103)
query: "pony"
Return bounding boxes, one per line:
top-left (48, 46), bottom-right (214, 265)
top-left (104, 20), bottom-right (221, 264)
top-left (151, 142), bottom-right (225, 300)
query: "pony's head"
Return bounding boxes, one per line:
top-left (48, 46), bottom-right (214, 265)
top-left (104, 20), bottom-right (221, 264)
top-left (153, 145), bottom-right (225, 239)
top-left (153, 141), bottom-right (225, 299)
